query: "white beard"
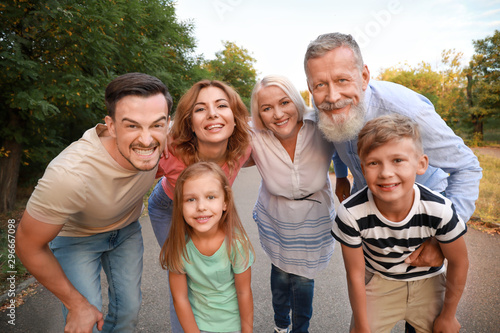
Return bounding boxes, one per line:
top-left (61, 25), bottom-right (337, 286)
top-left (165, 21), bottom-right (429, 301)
top-left (316, 95), bottom-right (366, 143)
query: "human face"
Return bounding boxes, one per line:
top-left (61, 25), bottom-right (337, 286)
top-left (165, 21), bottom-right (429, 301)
top-left (257, 85), bottom-right (301, 142)
top-left (191, 86), bottom-right (236, 148)
top-left (182, 174), bottom-right (227, 237)
top-left (361, 138), bottom-right (428, 220)
top-left (307, 47), bottom-right (370, 141)
top-left (105, 93), bottom-right (169, 171)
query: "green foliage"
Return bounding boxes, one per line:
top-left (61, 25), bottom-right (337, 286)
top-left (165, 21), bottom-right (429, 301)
top-left (205, 41), bottom-right (258, 107)
top-left (377, 50), bottom-right (469, 132)
top-left (467, 30), bottom-right (500, 139)
top-left (0, 0), bottom-right (201, 181)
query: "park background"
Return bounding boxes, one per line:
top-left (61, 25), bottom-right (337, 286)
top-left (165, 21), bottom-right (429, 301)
top-left (1, 0), bottom-right (499, 310)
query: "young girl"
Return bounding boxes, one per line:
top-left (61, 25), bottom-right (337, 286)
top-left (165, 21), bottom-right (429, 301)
top-left (160, 162), bottom-right (255, 333)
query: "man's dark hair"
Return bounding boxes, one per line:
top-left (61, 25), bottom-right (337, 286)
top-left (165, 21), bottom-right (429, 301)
top-left (105, 73), bottom-right (173, 118)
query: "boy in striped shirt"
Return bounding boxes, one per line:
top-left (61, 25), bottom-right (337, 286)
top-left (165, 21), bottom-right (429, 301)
top-left (332, 114), bottom-right (469, 333)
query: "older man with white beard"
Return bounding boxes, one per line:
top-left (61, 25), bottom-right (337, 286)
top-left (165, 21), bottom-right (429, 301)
top-left (304, 32), bottom-right (482, 333)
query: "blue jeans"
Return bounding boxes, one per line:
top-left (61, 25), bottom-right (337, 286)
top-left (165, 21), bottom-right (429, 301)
top-left (147, 178), bottom-right (184, 333)
top-left (148, 178), bottom-right (174, 247)
top-left (271, 264), bottom-right (314, 333)
top-left (49, 221), bottom-right (143, 333)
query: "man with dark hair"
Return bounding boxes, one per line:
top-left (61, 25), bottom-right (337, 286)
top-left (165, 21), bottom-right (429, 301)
top-left (16, 73), bottom-right (172, 333)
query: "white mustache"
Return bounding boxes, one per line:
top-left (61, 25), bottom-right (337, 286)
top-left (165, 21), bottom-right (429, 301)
top-left (318, 99), bottom-right (353, 111)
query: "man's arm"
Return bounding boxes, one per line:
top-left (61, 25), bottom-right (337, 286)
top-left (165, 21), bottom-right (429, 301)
top-left (341, 244), bottom-right (371, 333)
top-left (404, 237), bottom-right (444, 267)
top-left (169, 271), bottom-right (200, 332)
top-left (234, 267), bottom-right (253, 333)
top-left (332, 152), bottom-right (351, 203)
top-left (16, 211), bottom-right (104, 332)
top-left (433, 237), bottom-right (469, 333)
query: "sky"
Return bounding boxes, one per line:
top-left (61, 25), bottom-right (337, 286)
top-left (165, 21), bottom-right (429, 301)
top-left (175, 0), bottom-right (500, 91)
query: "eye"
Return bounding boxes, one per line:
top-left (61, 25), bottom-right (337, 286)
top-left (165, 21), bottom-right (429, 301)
top-left (339, 78), bottom-right (347, 83)
top-left (217, 103), bottom-right (229, 109)
top-left (194, 107), bottom-right (205, 113)
top-left (394, 158), bottom-right (403, 163)
top-left (186, 198), bottom-right (195, 202)
top-left (261, 106), bottom-right (271, 112)
top-left (367, 161), bottom-right (378, 166)
top-left (208, 195), bottom-right (215, 200)
top-left (315, 82), bottom-right (325, 89)
top-left (282, 100), bottom-right (290, 106)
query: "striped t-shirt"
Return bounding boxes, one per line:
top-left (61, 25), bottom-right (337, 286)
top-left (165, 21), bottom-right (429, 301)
top-left (332, 183), bottom-right (466, 281)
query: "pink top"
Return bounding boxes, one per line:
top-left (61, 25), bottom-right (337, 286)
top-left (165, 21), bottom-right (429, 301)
top-left (157, 145), bottom-right (252, 199)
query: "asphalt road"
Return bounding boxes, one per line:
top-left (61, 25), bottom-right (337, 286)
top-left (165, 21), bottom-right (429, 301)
top-left (1, 166), bottom-right (499, 332)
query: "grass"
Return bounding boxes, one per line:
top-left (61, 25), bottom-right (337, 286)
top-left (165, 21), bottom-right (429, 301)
top-left (468, 153), bottom-right (500, 234)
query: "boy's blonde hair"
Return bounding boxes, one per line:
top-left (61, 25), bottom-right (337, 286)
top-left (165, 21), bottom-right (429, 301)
top-left (159, 162), bottom-right (254, 274)
top-left (357, 114), bottom-right (423, 160)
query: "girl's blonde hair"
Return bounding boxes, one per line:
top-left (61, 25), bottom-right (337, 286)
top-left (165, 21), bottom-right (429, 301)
top-left (169, 80), bottom-right (251, 177)
top-left (160, 162), bottom-right (254, 274)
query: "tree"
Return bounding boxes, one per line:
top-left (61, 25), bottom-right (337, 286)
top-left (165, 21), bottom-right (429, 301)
top-left (0, 0), bottom-right (200, 212)
top-left (467, 30), bottom-right (500, 140)
top-left (377, 49), bottom-right (468, 131)
top-left (204, 41), bottom-right (258, 106)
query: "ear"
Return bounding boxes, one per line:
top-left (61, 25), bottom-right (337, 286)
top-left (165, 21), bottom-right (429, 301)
top-left (361, 65), bottom-right (370, 91)
top-left (416, 154), bottom-right (429, 175)
top-left (223, 201), bottom-right (227, 212)
top-left (360, 162), bottom-right (366, 176)
top-left (105, 115), bottom-right (117, 138)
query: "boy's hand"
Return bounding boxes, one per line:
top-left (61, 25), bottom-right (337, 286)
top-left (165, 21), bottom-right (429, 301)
top-left (433, 314), bottom-right (461, 333)
top-left (405, 237), bottom-right (444, 267)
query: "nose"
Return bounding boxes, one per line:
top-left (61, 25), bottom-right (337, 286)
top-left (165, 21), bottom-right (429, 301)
top-left (325, 84), bottom-right (342, 103)
top-left (196, 199), bottom-right (206, 211)
top-left (379, 164), bottom-right (394, 178)
top-left (138, 129), bottom-right (154, 147)
top-left (207, 105), bottom-right (219, 119)
top-left (273, 107), bottom-right (284, 119)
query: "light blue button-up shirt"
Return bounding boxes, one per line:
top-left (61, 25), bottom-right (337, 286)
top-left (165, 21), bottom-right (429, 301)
top-left (331, 80), bottom-right (482, 223)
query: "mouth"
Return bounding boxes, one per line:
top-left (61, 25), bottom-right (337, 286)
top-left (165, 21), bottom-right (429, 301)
top-left (275, 119), bottom-right (289, 126)
top-left (378, 183), bottom-right (400, 190)
top-left (132, 144), bottom-right (159, 157)
top-left (205, 124), bottom-right (224, 131)
top-left (195, 215), bottom-right (212, 223)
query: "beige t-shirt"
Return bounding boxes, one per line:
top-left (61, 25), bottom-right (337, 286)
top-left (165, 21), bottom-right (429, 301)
top-left (26, 124), bottom-right (157, 237)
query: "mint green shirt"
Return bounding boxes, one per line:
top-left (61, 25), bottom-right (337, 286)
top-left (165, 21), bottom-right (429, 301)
top-left (183, 238), bottom-right (254, 332)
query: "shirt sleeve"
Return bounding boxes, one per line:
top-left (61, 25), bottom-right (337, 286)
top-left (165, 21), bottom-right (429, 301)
top-left (26, 166), bottom-right (86, 225)
top-left (331, 204), bottom-right (362, 248)
top-left (411, 95), bottom-right (482, 223)
top-left (332, 151), bottom-right (349, 178)
top-left (231, 238), bottom-right (254, 274)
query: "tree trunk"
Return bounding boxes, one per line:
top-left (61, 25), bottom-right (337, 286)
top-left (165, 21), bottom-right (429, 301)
top-left (466, 73), bottom-right (484, 141)
top-left (0, 139), bottom-right (22, 213)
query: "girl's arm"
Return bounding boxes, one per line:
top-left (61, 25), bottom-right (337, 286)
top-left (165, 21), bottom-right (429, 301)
top-left (234, 267), bottom-right (253, 333)
top-left (433, 236), bottom-right (469, 333)
top-left (169, 271), bottom-right (200, 333)
top-left (341, 244), bottom-right (371, 333)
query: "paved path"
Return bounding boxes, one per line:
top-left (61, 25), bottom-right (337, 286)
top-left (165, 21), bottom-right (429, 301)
top-left (1, 166), bottom-right (499, 332)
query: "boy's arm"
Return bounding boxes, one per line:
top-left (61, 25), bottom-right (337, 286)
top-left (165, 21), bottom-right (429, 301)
top-left (234, 267), bottom-right (254, 333)
top-left (16, 211), bottom-right (104, 333)
top-left (169, 271), bottom-right (200, 333)
top-left (341, 244), bottom-right (371, 333)
top-left (433, 236), bottom-right (469, 333)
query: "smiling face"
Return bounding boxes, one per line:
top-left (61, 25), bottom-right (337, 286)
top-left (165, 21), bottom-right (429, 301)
top-left (105, 93), bottom-right (169, 171)
top-left (191, 86), bottom-right (236, 149)
top-left (257, 85), bottom-right (301, 142)
top-left (182, 173), bottom-right (227, 236)
top-left (307, 47), bottom-right (370, 142)
top-left (361, 138), bottom-right (428, 219)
